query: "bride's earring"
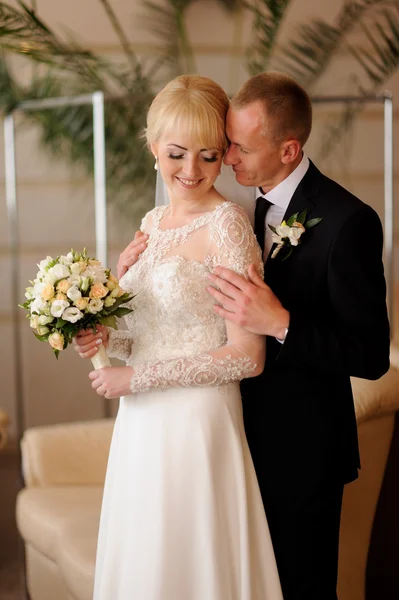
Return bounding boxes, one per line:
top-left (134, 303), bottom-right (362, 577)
top-left (154, 156), bottom-right (159, 171)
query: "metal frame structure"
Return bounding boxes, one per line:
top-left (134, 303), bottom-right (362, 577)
top-left (4, 92), bottom-right (108, 440)
top-left (3, 91), bottom-right (394, 442)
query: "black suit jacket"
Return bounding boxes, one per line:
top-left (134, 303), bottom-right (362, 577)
top-left (241, 160), bottom-right (390, 496)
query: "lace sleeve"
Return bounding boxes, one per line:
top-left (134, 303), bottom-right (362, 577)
top-left (129, 203), bottom-right (265, 394)
top-left (106, 328), bottom-right (134, 361)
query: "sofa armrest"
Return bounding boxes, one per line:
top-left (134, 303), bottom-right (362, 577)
top-left (21, 418), bottom-right (114, 488)
top-left (351, 362), bottom-right (399, 425)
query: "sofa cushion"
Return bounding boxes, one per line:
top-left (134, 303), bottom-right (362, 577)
top-left (351, 365), bottom-right (399, 425)
top-left (58, 515), bottom-right (100, 600)
top-left (16, 487), bottom-right (102, 561)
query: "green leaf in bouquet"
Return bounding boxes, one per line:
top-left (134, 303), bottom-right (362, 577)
top-left (98, 315), bottom-right (117, 329)
top-left (54, 349), bottom-right (60, 360)
top-left (305, 217), bottom-right (323, 228)
top-left (113, 307), bottom-right (133, 318)
top-left (286, 213), bottom-right (298, 227)
top-left (268, 224), bottom-right (278, 234)
top-left (56, 317), bottom-right (67, 328)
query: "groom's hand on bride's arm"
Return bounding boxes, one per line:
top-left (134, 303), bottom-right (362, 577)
top-left (207, 264), bottom-right (289, 339)
top-left (117, 231), bottom-right (149, 279)
top-left (89, 366), bottom-right (133, 399)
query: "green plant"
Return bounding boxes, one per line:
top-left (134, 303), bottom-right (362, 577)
top-left (0, 0), bottom-right (398, 217)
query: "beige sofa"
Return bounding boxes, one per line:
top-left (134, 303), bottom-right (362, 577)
top-left (17, 360), bottom-right (399, 600)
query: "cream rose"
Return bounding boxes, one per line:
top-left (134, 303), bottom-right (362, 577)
top-left (55, 292), bottom-right (67, 302)
top-left (48, 332), bottom-right (64, 351)
top-left (57, 279), bottom-right (71, 294)
top-left (74, 297), bottom-right (89, 311)
top-left (41, 284), bottom-right (55, 301)
top-left (89, 283), bottom-right (108, 299)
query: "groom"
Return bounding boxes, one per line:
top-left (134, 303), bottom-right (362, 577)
top-left (207, 72), bottom-right (390, 600)
top-left (118, 72), bottom-right (390, 599)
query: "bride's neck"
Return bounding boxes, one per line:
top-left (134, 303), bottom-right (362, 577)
top-left (167, 190), bottom-right (220, 218)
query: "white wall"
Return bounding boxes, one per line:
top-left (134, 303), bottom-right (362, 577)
top-left (1, 0), bottom-right (398, 439)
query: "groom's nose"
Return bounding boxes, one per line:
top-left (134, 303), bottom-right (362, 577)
top-left (224, 144), bottom-right (238, 166)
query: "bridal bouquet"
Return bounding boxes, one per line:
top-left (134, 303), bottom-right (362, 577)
top-left (20, 249), bottom-right (133, 366)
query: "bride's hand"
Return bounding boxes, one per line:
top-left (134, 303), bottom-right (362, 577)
top-left (117, 231), bottom-right (149, 279)
top-left (89, 366), bottom-right (134, 399)
top-left (73, 325), bottom-right (109, 359)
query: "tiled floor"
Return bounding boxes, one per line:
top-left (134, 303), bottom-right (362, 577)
top-left (0, 448), bottom-right (27, 600)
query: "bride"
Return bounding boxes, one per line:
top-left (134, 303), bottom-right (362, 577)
top-left (73, 75), bottom-right (283, 600)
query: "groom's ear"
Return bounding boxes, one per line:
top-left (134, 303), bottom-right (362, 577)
top-left (280, 140), bottom-right (301, 165)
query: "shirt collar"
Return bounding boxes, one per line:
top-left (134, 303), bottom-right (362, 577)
top-left (259, 153), bottom-right (310, 210)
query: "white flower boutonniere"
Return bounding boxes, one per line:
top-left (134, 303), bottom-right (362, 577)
top-left (269, 209), bottom-right (323, 260)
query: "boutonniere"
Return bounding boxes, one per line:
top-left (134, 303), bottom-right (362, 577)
top-left (269, 209), bottom-right (323, 260)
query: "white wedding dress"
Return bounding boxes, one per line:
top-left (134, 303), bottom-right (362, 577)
top-left (94, 201), bottom-right (283, 600)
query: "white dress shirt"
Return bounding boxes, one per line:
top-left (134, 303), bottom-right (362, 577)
top-left (258, 154), bottom-right (310, 261)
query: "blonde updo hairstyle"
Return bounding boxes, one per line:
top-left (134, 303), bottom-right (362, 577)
top-left (146, 75), bottom-right (230, 153)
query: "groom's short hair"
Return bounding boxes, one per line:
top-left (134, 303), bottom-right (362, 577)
top-left (231, 71), bottom-right (312, 147)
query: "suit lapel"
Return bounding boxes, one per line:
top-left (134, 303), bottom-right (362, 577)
top-left (264, 161), bottom-right (321, 278)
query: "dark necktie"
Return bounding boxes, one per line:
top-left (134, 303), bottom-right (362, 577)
top-left (254, 196), bottom-right (272, 254)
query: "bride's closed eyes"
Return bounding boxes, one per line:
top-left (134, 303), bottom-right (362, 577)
top-left (167, 153), bottom-right (219, 163)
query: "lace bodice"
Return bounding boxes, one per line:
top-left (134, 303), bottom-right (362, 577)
top-left (107, 201), bottom-right (265, 393)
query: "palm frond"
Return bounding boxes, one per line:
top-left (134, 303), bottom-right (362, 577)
top-left (274, 0), bottom-right (395, 89)
top-left (0, 1), bottom-right (123, 90)
top-left (316, 4), bottom-right (399, 162)
top-left (140, 0), bottom-right (197, 79)
top-left (245, 0), bottom-right (291, 75)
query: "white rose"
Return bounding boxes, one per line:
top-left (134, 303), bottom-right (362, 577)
top-left (276, 225), bottom-right (292, 238)
top-left (67, 286), bottom-right (82, 302)
top-left (30, 296), bottom-right (47, 315)
top-left (62, 307), bottom-right (83, 323)
top-left (288, 224), bottom-right (305, 246)
top-left (83, 267), bottom-right (107, 284)
top-left (48, 264), bottom-right (70, 283)
top-left (38, 315), bottom-right (54, 326)
top-left (68, 274), bottom-right (82, 287)
top-left (70, 262), bottom-right (83, 275)
top-left (32, 281), bottom-right (46, 297)
top-left (37, 256), bottom-right (53, 271)
top-left (87, 298), bottom-right (104, 314)
top-left (59, 254), bottom-right (74, 266)
top-left (50, 299), bottom-right (70, 318)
